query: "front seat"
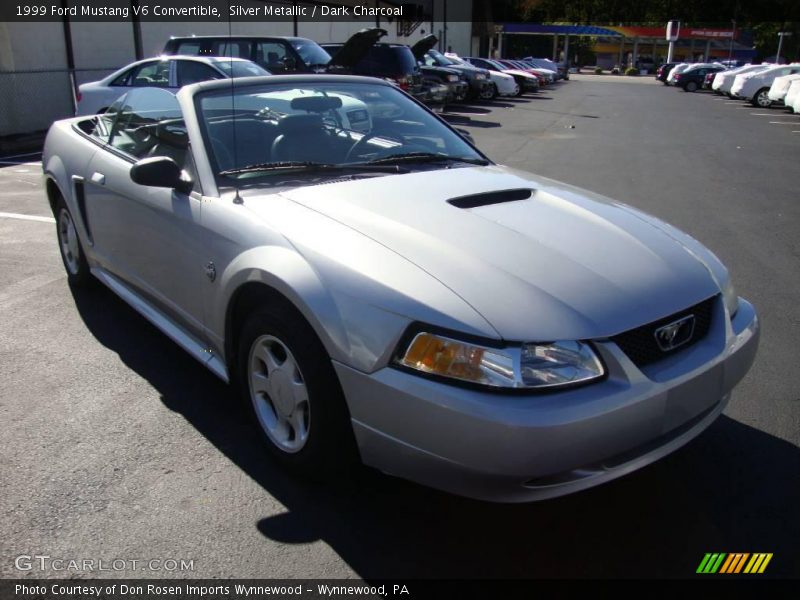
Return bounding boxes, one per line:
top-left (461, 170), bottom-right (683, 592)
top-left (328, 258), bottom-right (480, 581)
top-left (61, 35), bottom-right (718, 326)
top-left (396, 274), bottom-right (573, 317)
top-left (271, 114), bottom-right (335, 163)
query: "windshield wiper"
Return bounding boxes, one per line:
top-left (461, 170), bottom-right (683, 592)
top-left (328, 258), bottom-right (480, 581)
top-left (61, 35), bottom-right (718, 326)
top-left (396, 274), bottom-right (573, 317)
top-left (219, 161), bottom-right (408, 176)
top-left (363, 152), bottom-right (490, 166)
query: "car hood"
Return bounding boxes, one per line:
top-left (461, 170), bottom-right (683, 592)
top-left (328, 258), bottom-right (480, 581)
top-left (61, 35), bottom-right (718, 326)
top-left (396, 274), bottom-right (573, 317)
top-left (326, 27), bottom-right (387, 69)
top-left (504, 69), bottom-right (538, 79)
top-left (272, 166), bottom-right (721, 341)
top-left (411, 34), bottom-right (439, 61)
top-left (441, 63), bottom-right (488, 77)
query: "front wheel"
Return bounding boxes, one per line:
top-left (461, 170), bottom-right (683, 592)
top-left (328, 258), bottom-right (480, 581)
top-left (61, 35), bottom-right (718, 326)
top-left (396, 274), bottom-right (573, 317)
top-left (751, 88), bottom-right (772, 108)
top-left (684, 81), bottom-right (698, 92)
top-left (55, 197), bottom-right (92, 286)
top-left (237, 304), bottom-right (358, 477)
top-left (479, 83), bottom-right (497, 101)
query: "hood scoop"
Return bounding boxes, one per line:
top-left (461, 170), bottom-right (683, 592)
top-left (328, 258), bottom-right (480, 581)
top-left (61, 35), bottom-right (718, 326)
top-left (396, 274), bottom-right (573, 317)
top-left (447, 188), bottom-right (532, 209)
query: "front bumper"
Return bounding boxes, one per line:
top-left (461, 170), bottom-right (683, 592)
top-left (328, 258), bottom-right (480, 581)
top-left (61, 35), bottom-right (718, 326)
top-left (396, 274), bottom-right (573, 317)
top-left (335, 297), bottom-right (759, 503)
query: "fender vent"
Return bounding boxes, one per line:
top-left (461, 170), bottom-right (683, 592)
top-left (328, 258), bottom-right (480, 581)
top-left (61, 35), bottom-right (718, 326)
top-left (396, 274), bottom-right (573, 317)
top-left (447, 188), bottom-right (532, 209)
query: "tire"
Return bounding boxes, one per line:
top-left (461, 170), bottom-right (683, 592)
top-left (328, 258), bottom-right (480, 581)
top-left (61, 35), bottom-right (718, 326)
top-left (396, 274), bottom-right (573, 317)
top-left (478, 83), bottom-right (497, 101)
top-left (54, 196), bottom-right (92, 286)
top-left (236, 303), bottom-right (359, 478)
top-left (684, 81), bottom-right (698, 92)
top-left (751, 88), bottom-right (772, 108)
top-left (515, 83), bottom-right (525, 97)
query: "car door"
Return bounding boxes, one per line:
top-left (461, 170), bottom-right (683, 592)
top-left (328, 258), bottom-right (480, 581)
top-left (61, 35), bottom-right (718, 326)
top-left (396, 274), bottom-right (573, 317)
top-left (82, 87), bottom-right (207, 341)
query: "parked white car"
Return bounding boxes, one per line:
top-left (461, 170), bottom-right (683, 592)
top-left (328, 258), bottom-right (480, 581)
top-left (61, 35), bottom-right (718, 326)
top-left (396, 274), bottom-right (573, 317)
top-left (787, 79), bottom-right (800, 113)
top-left (462, 57), bottom-right (540, 95)
top-left (76, 56), bottom-right (269, 116)
top-left (767, 73), bottom-right (800, 103)
top-left (711, 64), bottom-right (768, 94)
top-left (446, 55), bottom-right (519, 96)
top-left (730, 64), bottom-right (800, 107)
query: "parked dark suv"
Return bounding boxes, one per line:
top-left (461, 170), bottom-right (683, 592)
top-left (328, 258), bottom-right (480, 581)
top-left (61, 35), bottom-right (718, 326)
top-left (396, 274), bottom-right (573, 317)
top-left (320, 42), bottom-right (426, 102)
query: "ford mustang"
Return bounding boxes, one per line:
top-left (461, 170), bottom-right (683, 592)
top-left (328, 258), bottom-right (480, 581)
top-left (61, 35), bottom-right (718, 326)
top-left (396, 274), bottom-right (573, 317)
top-left (42, 75), bottom-right (759, 502)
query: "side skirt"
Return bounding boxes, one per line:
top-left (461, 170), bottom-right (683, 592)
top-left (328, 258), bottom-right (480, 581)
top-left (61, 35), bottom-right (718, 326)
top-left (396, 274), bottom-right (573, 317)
top-left (91, 267), bottom-right (229, 383)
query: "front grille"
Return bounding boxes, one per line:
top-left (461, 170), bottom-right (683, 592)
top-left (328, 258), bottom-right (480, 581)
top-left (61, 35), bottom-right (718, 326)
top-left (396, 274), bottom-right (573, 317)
top-left (610, 296), bottom-right (716, 367)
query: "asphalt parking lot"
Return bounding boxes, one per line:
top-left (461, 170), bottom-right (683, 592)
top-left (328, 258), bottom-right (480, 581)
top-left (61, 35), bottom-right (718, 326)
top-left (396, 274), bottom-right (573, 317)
top-left (1, 74), bottom-right (798, 580)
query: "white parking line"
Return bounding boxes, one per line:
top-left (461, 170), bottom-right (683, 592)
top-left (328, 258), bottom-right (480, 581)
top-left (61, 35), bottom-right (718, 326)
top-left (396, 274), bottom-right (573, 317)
top-left (768, 121), bottom-right (799, 125)
top-left (750, 113), bottom-right (775, 116)
top-left (0, 151), bottom-right (41, 160)
top-left (0, 160), bottom-right (41, 166)
top-left (0, 211), bottom-right (55, 223)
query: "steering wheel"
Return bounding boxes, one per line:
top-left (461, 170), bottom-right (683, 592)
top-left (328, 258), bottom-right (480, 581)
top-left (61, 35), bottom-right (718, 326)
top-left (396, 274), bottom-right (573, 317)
top-left (345, 133), bottom-right (431, 162)
top-left (345, 132), bottom-right (398, 162)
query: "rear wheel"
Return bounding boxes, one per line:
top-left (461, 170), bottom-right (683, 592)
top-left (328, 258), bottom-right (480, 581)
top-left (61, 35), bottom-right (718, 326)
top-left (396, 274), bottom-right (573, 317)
top-left (237, 304), bottom-right (358, 478)
top-left (55, 196), bottom-right (92, 286)
top-left (684, 81), bottom-right (698, 92)
top-left (752, 88), bottom-right (772, 108)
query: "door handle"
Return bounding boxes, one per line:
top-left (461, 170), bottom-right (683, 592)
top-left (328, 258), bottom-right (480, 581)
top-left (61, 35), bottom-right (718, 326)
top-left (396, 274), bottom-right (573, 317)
top-left (90, 172), bottom-right (106, 185)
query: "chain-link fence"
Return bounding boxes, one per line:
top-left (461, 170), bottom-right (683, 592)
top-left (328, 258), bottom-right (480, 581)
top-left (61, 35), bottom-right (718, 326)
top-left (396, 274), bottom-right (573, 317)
top-left (0, 67), bottom-right (121, 137)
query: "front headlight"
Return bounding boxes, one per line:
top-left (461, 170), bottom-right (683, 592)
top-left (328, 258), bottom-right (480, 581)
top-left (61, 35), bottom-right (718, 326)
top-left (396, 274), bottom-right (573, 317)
top-left (475, 73), bottom-right (485, 80)
top-left (394, 331), bottom-right (605, 390)
top-left (446, 74), bottom-right (458, 82)
top-left (722, 277), bottom-right (738, 318)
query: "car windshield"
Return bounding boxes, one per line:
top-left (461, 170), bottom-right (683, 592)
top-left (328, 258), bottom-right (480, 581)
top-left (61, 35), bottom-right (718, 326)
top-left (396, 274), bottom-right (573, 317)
top-left (212, 60), bottom-right (271, 78)
top-left (428, 50), bottom-right (455, 66)
top-left (289, 39), bottom-right (332, 66)
top-left (195, 81), bottom-right (487, 184)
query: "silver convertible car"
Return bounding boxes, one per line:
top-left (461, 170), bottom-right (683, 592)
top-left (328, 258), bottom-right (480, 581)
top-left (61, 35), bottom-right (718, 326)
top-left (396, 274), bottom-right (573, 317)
top-left (42, 75), bottom-right (759, 502)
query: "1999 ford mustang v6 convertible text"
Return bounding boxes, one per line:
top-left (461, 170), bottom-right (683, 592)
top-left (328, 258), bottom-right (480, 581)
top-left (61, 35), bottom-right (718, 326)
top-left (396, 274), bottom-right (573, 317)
top-left (43, 75), bottom-right (759, 502)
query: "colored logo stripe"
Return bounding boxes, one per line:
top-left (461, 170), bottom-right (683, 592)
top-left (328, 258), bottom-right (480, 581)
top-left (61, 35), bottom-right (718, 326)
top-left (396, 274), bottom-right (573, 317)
top-left (719, 553), bottom-right (749, 573)
top-left (697, 553), bottom-right (726, 573)
top-left (744, 553), bottom-right (773, 574)
top-left (697, 553), bottom-right (773, 574)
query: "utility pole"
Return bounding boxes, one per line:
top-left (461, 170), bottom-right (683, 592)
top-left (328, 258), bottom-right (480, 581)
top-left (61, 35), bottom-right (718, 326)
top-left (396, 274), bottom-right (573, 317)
top-left (728, 20), bottom-right (736, 62)
top-left (776, 31), bottom-right (792, 64)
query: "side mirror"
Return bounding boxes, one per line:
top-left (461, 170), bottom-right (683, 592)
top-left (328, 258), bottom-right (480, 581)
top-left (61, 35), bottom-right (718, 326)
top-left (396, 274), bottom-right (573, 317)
top-left (455, 128), bottom-right (475, 145)
top-left (130, 156), bottom-right (192, 194)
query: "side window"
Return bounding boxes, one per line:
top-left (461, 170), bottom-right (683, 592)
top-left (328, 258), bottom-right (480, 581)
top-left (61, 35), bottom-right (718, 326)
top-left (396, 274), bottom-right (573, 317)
top-left (107, 88), bottom-right (189, 171)
top-left (211, 41), bottom-right (250, 58)
top-left (176, 60), bottom-right (225, 86)
top-left (175, 41), bottom-right (202, 55)
top-left (131, 61), bottom-right (170, 87)
top-left (110, 68), bottom-right (135, 87)
top-left (255, 42), bottom-right (290, 71)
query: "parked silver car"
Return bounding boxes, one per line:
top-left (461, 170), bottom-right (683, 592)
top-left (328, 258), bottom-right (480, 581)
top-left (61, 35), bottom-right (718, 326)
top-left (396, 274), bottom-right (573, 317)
top-left (76, 55), bottom-right (269, 116)
top-left (43, 76), bottom-right (759, 502)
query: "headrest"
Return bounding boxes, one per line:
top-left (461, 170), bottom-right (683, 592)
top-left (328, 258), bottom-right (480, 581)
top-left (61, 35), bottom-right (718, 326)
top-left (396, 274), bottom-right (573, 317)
top-left (277, 113), bottom-right (324, 133)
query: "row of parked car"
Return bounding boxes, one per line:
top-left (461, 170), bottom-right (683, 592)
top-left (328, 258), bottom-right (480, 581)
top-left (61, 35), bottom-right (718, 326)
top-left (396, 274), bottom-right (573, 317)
top-left (77, 28), bottom-right (567, 116)
top-left (655, 59), bottom-right (800, 112)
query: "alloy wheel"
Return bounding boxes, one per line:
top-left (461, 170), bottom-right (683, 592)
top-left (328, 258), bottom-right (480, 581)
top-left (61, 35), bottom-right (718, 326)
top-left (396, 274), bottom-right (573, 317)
top-left (57, 208), bottom-right (80, 275)
top-left (248, 334), bottom-right (310, 453)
